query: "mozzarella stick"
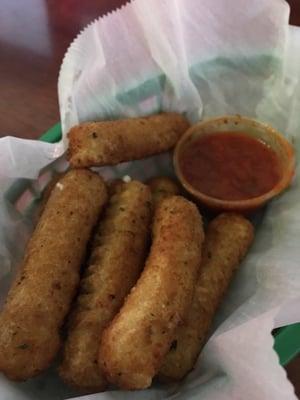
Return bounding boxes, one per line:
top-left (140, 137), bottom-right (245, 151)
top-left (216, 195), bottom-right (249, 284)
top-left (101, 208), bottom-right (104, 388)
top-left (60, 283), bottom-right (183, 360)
top-left (59, 181), bottom-right (152, 393)
top-left (148, 176), bottom-right (180, 208)
top-left (68, 113), bottom-right (190, 168)
top-left (159, 213), bottom-right (254, 381)
top-left (38, 173), bottom-right (63, 217)
top-left (0, 169), bottom-right (107, 381)
top-left (99, 196), bottom-right (204, 390)
top-left (107, 179), bottom-right (125, 196)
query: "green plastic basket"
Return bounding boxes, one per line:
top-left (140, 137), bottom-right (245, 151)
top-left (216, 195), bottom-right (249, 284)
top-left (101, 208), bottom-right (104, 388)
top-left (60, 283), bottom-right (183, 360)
top-left (39, 122), bottom-right (300, 367)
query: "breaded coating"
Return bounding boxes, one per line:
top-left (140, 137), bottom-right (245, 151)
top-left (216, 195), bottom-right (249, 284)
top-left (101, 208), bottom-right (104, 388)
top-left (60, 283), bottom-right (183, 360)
top-left (148, 176), bottom-right (180, 208)
top-left (159, 213), bottom-right (254, 381)
top-left (107, 179), bottom-right (125, 196)
top-left (68, 113), bottom-right (190, 168)
top-left (99, 196), bottom-right (204, 390)
top-left (59, 181), bottom-right (152, 393)
top-left (38, 173), bottom-right (63, 217)
top-left (0, 169), bottom-right (107, 381)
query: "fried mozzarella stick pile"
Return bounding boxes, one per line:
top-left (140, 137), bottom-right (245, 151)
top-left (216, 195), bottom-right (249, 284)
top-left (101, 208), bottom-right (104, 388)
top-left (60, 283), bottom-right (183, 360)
top-left (148, 176), bottom-right (180, 207)
top-left (159, 213), bottom-right (254, 381)
top-left (68, 113), bottom-right (190, 167)
top-left (0, 169), bottom-right (107, 381)
top-left (99, 196), bottom-right (204, 390)
top-left (59, 181), bottom-right (152, 393)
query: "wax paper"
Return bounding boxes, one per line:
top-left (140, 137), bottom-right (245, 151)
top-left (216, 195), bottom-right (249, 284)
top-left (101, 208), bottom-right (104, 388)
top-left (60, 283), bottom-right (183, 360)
top-left (0, 0), bottom-right (300, 399)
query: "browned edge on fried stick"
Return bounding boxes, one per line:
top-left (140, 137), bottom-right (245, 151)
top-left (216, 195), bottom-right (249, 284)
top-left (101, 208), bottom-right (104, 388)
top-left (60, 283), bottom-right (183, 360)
top-left (147, 176), bottom-right (180, 208)
top-left (159, 213), bottom-right (254, 381)
top-left (68, 113), bottom-right (190, 168)
top-left (0, 169), bottom-right (107, 381)
top-left (59, 180), bottom-right (152, 393)
top-left (99, 195), bottom-right (204, 390)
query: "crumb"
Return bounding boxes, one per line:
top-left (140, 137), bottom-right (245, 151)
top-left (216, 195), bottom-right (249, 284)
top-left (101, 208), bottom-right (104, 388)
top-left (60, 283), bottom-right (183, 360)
top-left (122, 175), bottom-right (131, 183)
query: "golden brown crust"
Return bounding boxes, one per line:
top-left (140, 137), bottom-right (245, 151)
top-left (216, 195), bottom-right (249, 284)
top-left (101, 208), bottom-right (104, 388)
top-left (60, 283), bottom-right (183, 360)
top-left (59, 181), bottom-right (153, 393)
top-left (107, 179), bottom-right (125, 196)
top-left (159, 213), bottom-right (254, 381)
top-left (147, 176), bottom-right (180, 208)
top-left (38, 172), bottom-right (64, 217)
top-left (99, 196), bottom-right (204, 390)
top-left (67, 113), bottom-right (190, 167)
top-left (0, 169), bottom-right (107, 381)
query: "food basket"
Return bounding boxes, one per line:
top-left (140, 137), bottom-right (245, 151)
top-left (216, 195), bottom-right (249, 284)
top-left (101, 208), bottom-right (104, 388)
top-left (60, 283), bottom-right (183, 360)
top-left (5, 122), bottom-right (300, 373)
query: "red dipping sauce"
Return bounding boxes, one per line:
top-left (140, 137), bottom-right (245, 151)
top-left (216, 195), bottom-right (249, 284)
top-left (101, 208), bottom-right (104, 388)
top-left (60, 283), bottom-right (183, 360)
top-left (178, 132), bottom-right (282, 201)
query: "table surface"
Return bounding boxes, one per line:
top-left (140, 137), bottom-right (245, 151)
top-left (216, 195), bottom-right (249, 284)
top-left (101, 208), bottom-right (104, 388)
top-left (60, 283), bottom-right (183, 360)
top-left (0, 0), bottom-right (299, 396)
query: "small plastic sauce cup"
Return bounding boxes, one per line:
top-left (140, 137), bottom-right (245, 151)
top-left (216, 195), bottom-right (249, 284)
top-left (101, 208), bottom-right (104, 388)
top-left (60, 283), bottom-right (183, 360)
top-left (174, 115), bottom-right (295, 213)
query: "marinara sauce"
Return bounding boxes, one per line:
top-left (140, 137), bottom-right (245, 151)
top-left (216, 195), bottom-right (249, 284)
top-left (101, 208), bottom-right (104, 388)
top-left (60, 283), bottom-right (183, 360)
top-left (178, 132), bottom-right (282, 201)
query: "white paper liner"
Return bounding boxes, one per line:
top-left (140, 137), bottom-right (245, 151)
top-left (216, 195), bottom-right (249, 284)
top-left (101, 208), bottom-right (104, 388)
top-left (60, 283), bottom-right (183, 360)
top-left (0, 0), bottom-right (299, 399)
